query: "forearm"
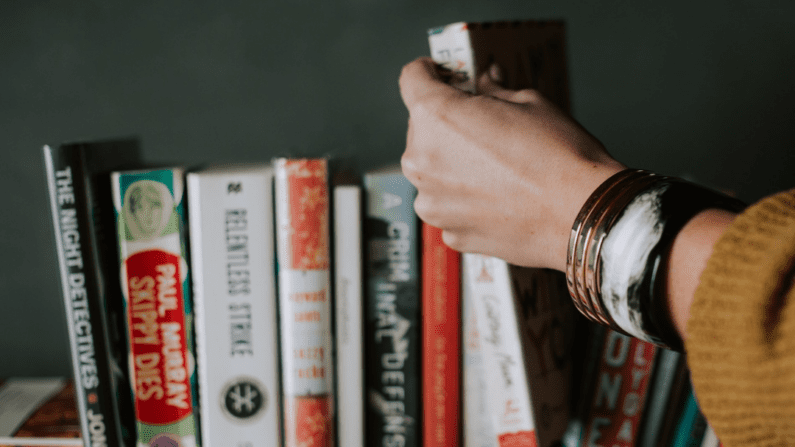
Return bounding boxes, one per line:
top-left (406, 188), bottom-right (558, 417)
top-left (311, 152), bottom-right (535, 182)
top-left (665, 208), bottom-right (738, 341)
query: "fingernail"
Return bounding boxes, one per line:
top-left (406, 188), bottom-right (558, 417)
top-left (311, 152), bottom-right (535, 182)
top-left (488, 63), bottom-right (503, 84)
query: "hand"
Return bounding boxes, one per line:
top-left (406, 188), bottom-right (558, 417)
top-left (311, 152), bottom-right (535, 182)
top-left (398, 57), bottom-right (625, 271)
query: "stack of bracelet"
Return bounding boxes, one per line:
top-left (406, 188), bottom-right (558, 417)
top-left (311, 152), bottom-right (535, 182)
top-left (566, 169), bottom-right (746, 351)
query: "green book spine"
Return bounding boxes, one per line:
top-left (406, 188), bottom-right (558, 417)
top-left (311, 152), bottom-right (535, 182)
top-left (363, 168), bottom-right (421, 447)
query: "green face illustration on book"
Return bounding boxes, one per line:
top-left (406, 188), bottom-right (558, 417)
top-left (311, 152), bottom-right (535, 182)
top-left (123, 179), bottom-right (178, 241)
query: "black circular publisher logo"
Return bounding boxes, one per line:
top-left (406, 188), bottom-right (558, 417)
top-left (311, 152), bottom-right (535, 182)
top-left (222, 378), bottom-right (266, 421)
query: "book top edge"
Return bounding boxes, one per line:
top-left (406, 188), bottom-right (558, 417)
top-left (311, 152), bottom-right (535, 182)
top-left (428, 19), bottom-right (565, 35)
top-left (188, 162), bottom-right (273, 176)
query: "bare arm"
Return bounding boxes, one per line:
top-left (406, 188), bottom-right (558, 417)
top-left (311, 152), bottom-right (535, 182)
top-left (666, 209), bottom-right (737, 340)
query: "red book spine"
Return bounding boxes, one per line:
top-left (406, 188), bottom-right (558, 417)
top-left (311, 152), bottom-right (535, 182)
top-left (422, 224), bottom-right (461, 447)
top-left (275, 159), bottom-right (334, 447)
top-left (583, 330), bottom-right (657, 447)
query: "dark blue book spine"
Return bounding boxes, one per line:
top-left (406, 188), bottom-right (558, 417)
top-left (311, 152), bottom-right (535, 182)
top-left (363, 169), bottom-right (421, 447)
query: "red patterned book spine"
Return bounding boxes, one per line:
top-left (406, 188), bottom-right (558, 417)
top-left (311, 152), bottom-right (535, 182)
top-left (274, 159), bottom-right (334, 447)
top-left (422, 223), bottom-right (461, 447)
top-left (582, 330), bottom-right (657, 447)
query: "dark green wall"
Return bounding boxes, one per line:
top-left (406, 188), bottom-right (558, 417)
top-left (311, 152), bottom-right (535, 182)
top-left (3, 1), bottom-right (794, 376)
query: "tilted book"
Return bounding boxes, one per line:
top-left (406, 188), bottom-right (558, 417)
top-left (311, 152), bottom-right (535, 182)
top-left (274, 158), bottom-right (335, 447)
top-left (428, 20), bottom-right (573, 447)
top-left (187, 164), bottom-right (281, 447)
top-left (363, 166), bottom-right (421, 447)
top-left (422, 223), bottom-right (461, 447)
top-left (43, 139), bottom-right (139, 447)
top-left (112, 167), bottom-right (201, 447)
top-left (333, 182), bottom-right (364, 447)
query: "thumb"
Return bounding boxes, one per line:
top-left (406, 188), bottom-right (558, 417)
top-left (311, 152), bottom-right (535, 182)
top-left (477, 63), bottom-right (513, 100)
top-left (477, 63), bottom-right (541, 105)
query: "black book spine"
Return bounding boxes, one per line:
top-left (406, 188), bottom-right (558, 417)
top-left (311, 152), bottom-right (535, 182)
top-left (363, 170), bottom-right (421, 447)
top-left (44, 144), bottom-right (133, 447)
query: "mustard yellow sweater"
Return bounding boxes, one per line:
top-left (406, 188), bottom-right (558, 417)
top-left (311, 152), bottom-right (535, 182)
top-left (687, 189), bottom-right (795, 446)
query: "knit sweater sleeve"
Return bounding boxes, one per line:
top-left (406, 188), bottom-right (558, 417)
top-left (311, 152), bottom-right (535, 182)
top-left (686, 189), bottom-right (795, 447)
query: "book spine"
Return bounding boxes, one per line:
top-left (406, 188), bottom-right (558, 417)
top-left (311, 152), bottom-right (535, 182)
top-left (427, 22), bottom-right (477, 93)
top-left (422, 224), bottom-right (461, 447)
top-left (509, 267), bottom-right (575, 447)
top-left (363, 170), bottom-right (421, 447)
top-left (668, 386), bottom-right (708, 447)
top-left (461, 269), bottom-right (497, 447)
top-left (581, 330), bottom-right (657, 447)
top-left (333, 184), bottom-right (364, 447)
top-left (463, 254), bottom-right (538, 447)
top-left (274, 159), bottom-right (334, 447)
top-left (112, 168), bottom-right (201, 447)
top-left (43, 146), bottom-right (127, 447)
top-left (188, 167), bottom-right (281, 447)
top-left (636, 349), bottom-right (683, 447)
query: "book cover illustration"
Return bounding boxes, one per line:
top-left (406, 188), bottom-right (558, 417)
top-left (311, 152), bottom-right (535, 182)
top-left (363, 167), bottom-right (421, 447)
top-left (112, 168), bottom-right (200, 447)
top-left (187, 165), bottom-right (281, 447)
top-left (274, 159), bottom-right (334, 447)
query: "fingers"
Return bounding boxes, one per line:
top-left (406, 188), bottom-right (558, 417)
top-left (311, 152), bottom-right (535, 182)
top-left (477, 65), bottom-right (544, 105)
top-left (399, 57), bottom-right (468, 111)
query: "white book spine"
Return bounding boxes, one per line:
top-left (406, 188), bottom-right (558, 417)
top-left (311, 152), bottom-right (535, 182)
top-left (188, 165), bottom-right (281, 447)
top-left (428, 22), bottom-right (477, 93)
top-left (333, 185), bottom-right (364, 447)
top-left (462, 281), bottom-right (498, 447)
top-left (463, 254), bottom-right (537, 447)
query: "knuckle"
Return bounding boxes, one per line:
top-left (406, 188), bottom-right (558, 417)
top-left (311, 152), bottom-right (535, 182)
top-left (400, 153), bottom-right (419, 182)
top-left (413, 196), bottom-right (441, 225)
top-left (513, 88), bottom-right (542, 103)
top-left (441, 231), bottom-right (466, 251)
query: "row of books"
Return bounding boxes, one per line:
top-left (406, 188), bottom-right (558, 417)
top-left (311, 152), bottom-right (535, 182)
top-left (41, 142), bottom-right (720, 447)
top-left (35, 19), bottom-right (722, 447)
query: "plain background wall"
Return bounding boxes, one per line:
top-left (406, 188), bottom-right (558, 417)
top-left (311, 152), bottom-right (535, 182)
top-left (2, 1), bottom-right (794, 376)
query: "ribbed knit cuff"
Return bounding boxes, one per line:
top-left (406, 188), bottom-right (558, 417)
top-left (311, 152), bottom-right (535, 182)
top-left (686, 189), bottom-right (795, 447)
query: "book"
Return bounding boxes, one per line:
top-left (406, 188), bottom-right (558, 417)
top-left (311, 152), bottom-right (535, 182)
top-left (421, 223), bottom-right (461, 447)
top-left (111, 167), bottom-right (201, 447)
top-left (636, 349), bottom-right (684, 447)
top-left (510, 267), bottom-right (576, 447)
top-left (42, 139), bottom-right (139, 447)
top-left (333, 182), bottom-right (364, 447)
top-left (363, 166), bottom-right (421, 447)
top-left (187, 164), bottom-right (281, 447)
top-left (460, 286), bottom-right (497, 447)
top-left (666, 386), bottom-right (708, 447)
top-left (0, 378), bottom-right (81, 447)
top-left (462, 254), bottom-right (540, 447)
top-left (580, 329), bottom-right (658, 447)
top-left (428, 19), bottom-right (573, 447)
top-left (273, 158), bottom-right (335, 447)
top-left (427, 20), bottom-right (570, 109)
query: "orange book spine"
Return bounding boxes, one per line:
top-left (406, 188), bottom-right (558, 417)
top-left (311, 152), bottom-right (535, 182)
top-left (421, 223), bottom-right (461, 447)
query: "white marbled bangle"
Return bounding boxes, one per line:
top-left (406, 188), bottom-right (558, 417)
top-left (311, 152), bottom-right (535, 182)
top-left (567, 170), bottom-right (745, 350)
